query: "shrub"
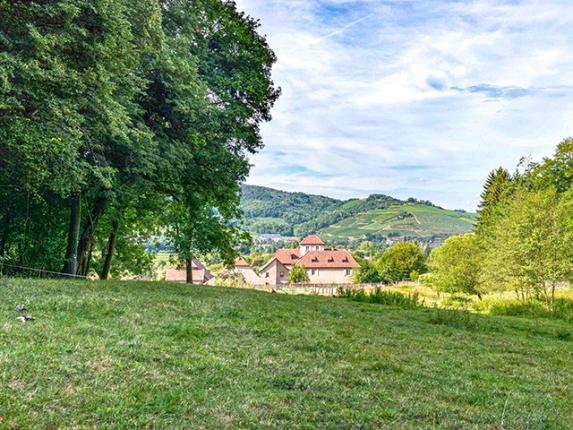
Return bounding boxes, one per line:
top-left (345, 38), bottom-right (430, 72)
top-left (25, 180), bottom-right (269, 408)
top-left (289, 264), bottom-right (309, 284)
top-left (472, 298), bottom-right (573, 323)
top-left (340, 287), bottom-right (420, 309)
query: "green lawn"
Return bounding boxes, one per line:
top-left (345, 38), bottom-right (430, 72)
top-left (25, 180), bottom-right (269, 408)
top-left (1, 279), bottom-right (572, 429)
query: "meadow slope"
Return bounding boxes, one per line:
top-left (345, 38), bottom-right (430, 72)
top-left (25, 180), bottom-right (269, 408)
top-left (1, 279), bottom-right (572, 429)
top-left (319, 203), bottom-right (476, 241)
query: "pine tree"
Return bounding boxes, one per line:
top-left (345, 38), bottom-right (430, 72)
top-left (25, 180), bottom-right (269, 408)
top-left (476, 168), bottom-right (512, 233)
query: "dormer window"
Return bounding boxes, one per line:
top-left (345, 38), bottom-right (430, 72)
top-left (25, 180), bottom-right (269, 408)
top-left (342, 257), bottom-right (349, 262)
top-left (312, 257), bottom-right (318, 262)
top-left (328, 257), bottom-right (334, 262)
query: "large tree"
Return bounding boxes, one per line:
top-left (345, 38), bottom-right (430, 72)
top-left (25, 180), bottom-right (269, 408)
top-left (0, 0), bottom-right (163, 274)
top-left (479, 188), bottom-right (573, 305)
top-left (425, 234), bottom-right (481, 297)
top-left (0, 0), bottom-right (279, 279)
top-left (476, 167), bottom-right (512, 233)
top-left (376, 242), bottom-right (427, 283)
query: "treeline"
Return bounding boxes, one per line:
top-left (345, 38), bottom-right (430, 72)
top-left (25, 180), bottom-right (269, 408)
top-left (353, 241), bottom-right (428, 284)
top-left (425, 139), bottom-right (573, 306)
top-left (0, 0), bottom-right (279, 279)
top-left (240, 184), bottom-right (340, 232)
top-left (241, 185), bottom-right (404, 237)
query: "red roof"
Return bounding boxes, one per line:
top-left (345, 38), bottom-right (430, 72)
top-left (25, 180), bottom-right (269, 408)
top-left (296, 249), bottom-right (359, 269)
top-left (165, 259), bottom-right (214, 284)
top-left (300, 234), bottom-right (325, 245)
top-left (234, 256), bottom-right (251, 268)
top-left (274, 248), bottom-right (301, 266)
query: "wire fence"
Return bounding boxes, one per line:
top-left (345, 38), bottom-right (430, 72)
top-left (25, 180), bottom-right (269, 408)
top-left (0, 263), bottom-right (88, 280)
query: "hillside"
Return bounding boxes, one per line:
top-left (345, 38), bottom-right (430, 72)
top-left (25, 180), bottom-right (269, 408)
top-left (241, 184), bottom-right (476, 243)
top-left (2, 279), bottom-right (572, 428)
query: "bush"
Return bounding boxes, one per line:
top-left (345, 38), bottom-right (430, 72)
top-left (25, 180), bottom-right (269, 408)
top-left (339, 287), bottom-right (420, 309)
top-left (289, 264), bottom-right (309, 284)
top-left (472, 298), bottom-right (573, 323)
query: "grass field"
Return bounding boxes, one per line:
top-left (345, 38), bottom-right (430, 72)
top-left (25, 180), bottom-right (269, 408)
top-left (320, 204), bottom-right (476, 240)
top-left (1, 279), bottom-right (572, 429)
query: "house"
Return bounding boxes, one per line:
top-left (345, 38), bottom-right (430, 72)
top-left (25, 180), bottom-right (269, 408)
top-left (258, 257), bottom-right (290, 285)
top-left (296, 249), bottom-right (359, 284)
top-left (300, 234), bottom-right (325, 255)
top-left (165, 258), bottom-right (214, 284)
top-left (233, 256), bottom-right (262, 285)
top-left (273, 248), bottom-right (301, 269)
top-left (254, 234), bottom-right (359, 285)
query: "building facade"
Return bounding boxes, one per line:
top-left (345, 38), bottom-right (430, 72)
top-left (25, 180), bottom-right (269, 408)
top-left (234, 234), bottom-right (359, 286)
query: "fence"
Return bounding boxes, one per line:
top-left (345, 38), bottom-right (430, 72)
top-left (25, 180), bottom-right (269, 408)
top-left (253, 283), bottom-right (388, 297)
top-left (0, 263), bottom-right (88, 280)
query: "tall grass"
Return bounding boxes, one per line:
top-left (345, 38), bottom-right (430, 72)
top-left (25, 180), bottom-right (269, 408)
top-left (472, 298), bottom-right (573, 323)
top-left (338, 287), bottom-right (420, 309)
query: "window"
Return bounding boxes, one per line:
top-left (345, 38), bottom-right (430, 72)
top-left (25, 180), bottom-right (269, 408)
top-left (311, 269), bottom-right (318, 276)
top-left (265, 272), bottom-right (270, 278)
top-left (345, 269), bottom-right (351, 276)
top-left (280, 271), bottom-right (284, 277)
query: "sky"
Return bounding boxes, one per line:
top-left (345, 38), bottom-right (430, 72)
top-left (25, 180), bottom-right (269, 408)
top-left (235, 0), bottom-right (573, 210)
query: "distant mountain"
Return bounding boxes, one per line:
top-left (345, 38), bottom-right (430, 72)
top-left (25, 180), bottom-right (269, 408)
top-left (240, 185), bottom-right (476, 245)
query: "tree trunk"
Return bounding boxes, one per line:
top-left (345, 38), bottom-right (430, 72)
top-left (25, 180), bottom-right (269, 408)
top-left (77, 193), bottom-right (108, 276)
top-left (83, 239), bottom-right (94, 278)
top-left (100, 219), bottom-right (119, 280)
top-left (0, 211), bottom-right (11, 256)
top-left (551, 283), bottom-right (556, 312)
top-left (63, 193), bottom-right (82, 275)
top-left (186, 255), bottom-right (194, 284)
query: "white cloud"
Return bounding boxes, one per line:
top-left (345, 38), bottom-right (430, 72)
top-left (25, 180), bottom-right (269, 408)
top-left (236, 0), bottom-right (573, 210)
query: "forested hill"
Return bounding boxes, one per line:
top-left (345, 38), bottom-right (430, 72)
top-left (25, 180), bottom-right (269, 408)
top-left (240, 184), bottom-right (476, 244)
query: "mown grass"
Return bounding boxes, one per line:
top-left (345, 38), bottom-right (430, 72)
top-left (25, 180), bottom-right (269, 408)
top-left (1, 278), bottom-right (572, 429)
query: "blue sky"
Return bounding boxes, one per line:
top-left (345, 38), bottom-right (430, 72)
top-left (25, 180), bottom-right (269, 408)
top-left (235, 0), bottom-right (573, 210)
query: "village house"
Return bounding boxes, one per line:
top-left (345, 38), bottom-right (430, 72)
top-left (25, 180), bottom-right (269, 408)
top-left (233, 256), bottom-right (263, 285)
top-left (236, 234), bottom-right (359, 286)
top-left (165, 258), bottom-right (215, 285)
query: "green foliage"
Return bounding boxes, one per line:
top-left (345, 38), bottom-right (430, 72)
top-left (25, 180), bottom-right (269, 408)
top-left (353, 259), bottom-right (383, 283)
top-left (476, 168), bottom-right (512, 233)
top-left (472, 298), bottom-right (573, 324)
top-left (289, 264), bottom-right (309, 284)
top-left (353, 241), bottom-right (384, 260)
top-left (0, 0), bottom-right (279, 278)
top-left (376, 242), bottom-right (427, 283)
top-left (425, 234), bottom-right (481, 296)
top-left (479, 188), bottom-right (573, 302)
top-left (532, 138), bottom-right (573, 192)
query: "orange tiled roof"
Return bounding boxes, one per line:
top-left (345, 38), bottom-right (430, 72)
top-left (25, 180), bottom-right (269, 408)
top-left (296, 249), bottom-right (359, 269)
top-left (165, 259), bottom-right (214, 283)
top-left (300, 234), bottom-right (325, 245)
top-left (234, 256), bottom-right (251, 267)
top-left (274, 248), bottom-right (301, 266)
